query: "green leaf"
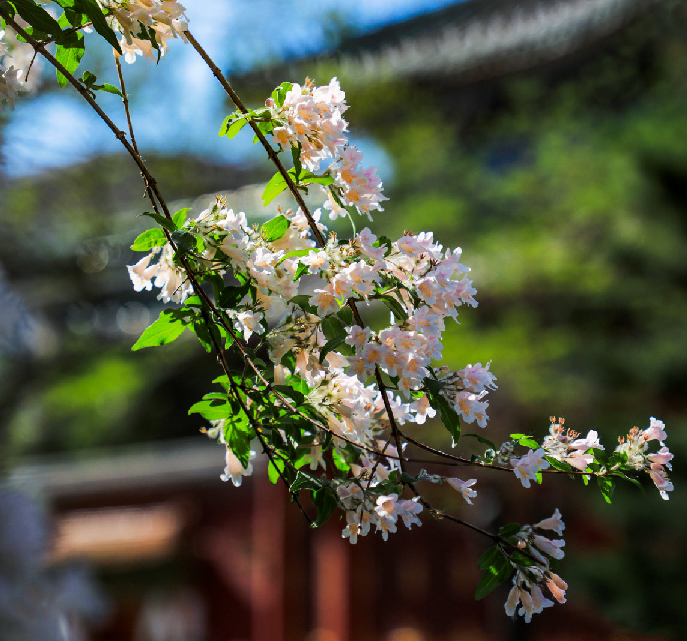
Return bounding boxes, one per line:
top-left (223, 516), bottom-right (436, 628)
top-left (262, 172), bottom-right (288, 206)
top-left (261, 214), bottom-right (290, 242)
top-left (223, 410), bottom-right (253, 467)
top-left (291, 143), bottom-right (302, 181)
top-left (226, 117), bottom-right (247, 139)
top-left (94, 83), bottom-right (123, 96)
top-left (188, 398), bottom-right (232, 421)
top-left (1, 2), bottom-right (16, 20)
top-left (293, 262), bottom-right (309, 280)
top-left (546, 457), bottom-right (575, 473)
top-left (462, 433), bottom-right (497, 450)
top-left (271, 81), bottom-right (292, 107)
top-left (131, 228), bottom-right (167, 251)
top-left (140, 211), bottom-right (176, 232)
top-left (11, 0), bottom-right (62, 35)
top-left (170, 229), bottom-right (195, 256)
top-left (379, 294), bottom-right (408, 322)
top-left (423, 377), bottom-right (445, 395)
top-left (268, 457), bottom-right (286, 484)
top-left (319, 334), bottom-right (347, 364)
top-left (320, 316), bottom-right (346, 341)
top-left (337, 306), bottom-right (353, 326)
top-left (289, 295), bottom-right (318, 315)
top-left (510, 433), bottom-right (539, 449)
top-left (311, 488), bottom-right (338, 528)
top-left (272, 385), bottom-right (305, 406)
top-left (74, 0), bottom-right (122, 53)
top-left (477, 546), bottom-right (502, 570)
top-left (55, 31), bottom-right (85, 87)
top-left (475, 555), bottom-right (513, 600)
top-left (428, 391), bottom-right (461, 445)
top-left (61, 6), bottom-right (87, 28)
top-left (498, 523), bottom-right (522, 538)
top-left (300, 171), bottom-right (335, 187)
top-left (290, 471), bottom-right (328, 493)
top-left (276, 248), bottom-right (312, 265)
top-left (131, 309), bottom-right (188, 350)
top-left (218, 282), bottom-right (251, 309)
top-left (332, 449), bottom-right (351, 474)
top-left (81, 70), bottom-right (97, 86)
top-left (597, 476), bottom-right (615, 504)
top-left (611, 470), bottom-right (644, 492)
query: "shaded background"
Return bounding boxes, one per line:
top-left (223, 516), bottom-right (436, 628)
top-left (0, 0), bottom-right (686, 639)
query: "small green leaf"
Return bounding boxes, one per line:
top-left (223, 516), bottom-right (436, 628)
top-left (289, 295), bottom-right (318, 315)
top-left (131, 309), bottom-right (188, 350)
top-left (276, 248), bottom-right (312, 265)
top-left (170, 229), bottom-right (195, 256)
top-left (268, 457), bottom-right (286, 484)
top-left (290, 471), bottom-right (328, 493)
top-left (337, 306), bottom-right (353, 325)
top-left (94, 83), bottom-right (123, 96)
top-left (428, 391), bottom-right (461, 445)
top-left (597, 476), bottom-right (615, 504)
top-left (423, 377), bottom-right (445, 395)
top-left (74, 0), bottom-right (122, 53)
top-left (272, 385), bottom-right (305, 406)
top-left (11, 0), bottom-right (62, 35)
top-left (477, 546), bottom-right (502, 570)
top-left (218, 282), bottom-right (251, 309)
top-left (319, 335), bottom-right (347, 364)
top-left (311, 488), bottom-right (338, 528)
top-left (291, 143), bottom-right (302, 181)
top-left (462, 433), bottom-right (497, 450)
top-left (81, 70), bottom-right (97, 86)
top-left (188, 398), bottom-right (232, 420)
top-left (498, 523), bottom-right (522, 538)
top-left (55, 16), bottom-right (84, 87)
top-left (141, 211), bottom-right (176, 232)
top-left (271, 81), bottom-right (292, 107)
top-left (131, 228), bottom-right (167, 251)
top-left (172, 207), bottom-right (191, 228)
top-left (546, 457), bottom-right (575, 473)
top-left (223, 411), bottom-right (253, 467)
top-left (293, 262), bottom-right (309, 280)
top-left (379, 294), bottom-right (408, 322)
top-left (262, 172), bottom-right (288, 206)
top-left (300, 172), bottom-right (335, 187)
top-left (261, 214), bottom-right (290, 242)
top-left (475, 555), bottom-right (513, 600)
top-left (226, 117), bottom-right (247, 139)
top-left (320, 316), bottom-right (346, 341)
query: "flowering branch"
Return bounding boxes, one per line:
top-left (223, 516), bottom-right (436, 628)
top-left (1, 0), bottom-right (674, 624)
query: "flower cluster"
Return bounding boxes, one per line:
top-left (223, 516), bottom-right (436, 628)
top-left (543, 416), bottom-right (603, 471)
top-left (616, 417), bottom-right (674, 500)
top-left (510, 448), bottom-right (550, 488)
top-left (128, 243), bottom-right (193, 303)
top-left (127, 77), bottom-right (500, 543)
top-left (0, 28), bottom-right (28, 112)
top-left (100, 0), bottom-right (189, 63)
top-left (265, 78), bottom-right (388, 217)
top-left (203, 419), bottom-right (257, 487)
top-left (505, 509), bottom-right (568, 622)
top-left (337, 483), bottom-right (423, 544)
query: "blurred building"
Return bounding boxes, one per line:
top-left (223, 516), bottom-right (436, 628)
top-left (12, 439), bottom-right (628, 641)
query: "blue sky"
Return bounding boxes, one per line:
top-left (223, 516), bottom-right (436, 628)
top-left (2, 0), bottom-right (460, 177)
